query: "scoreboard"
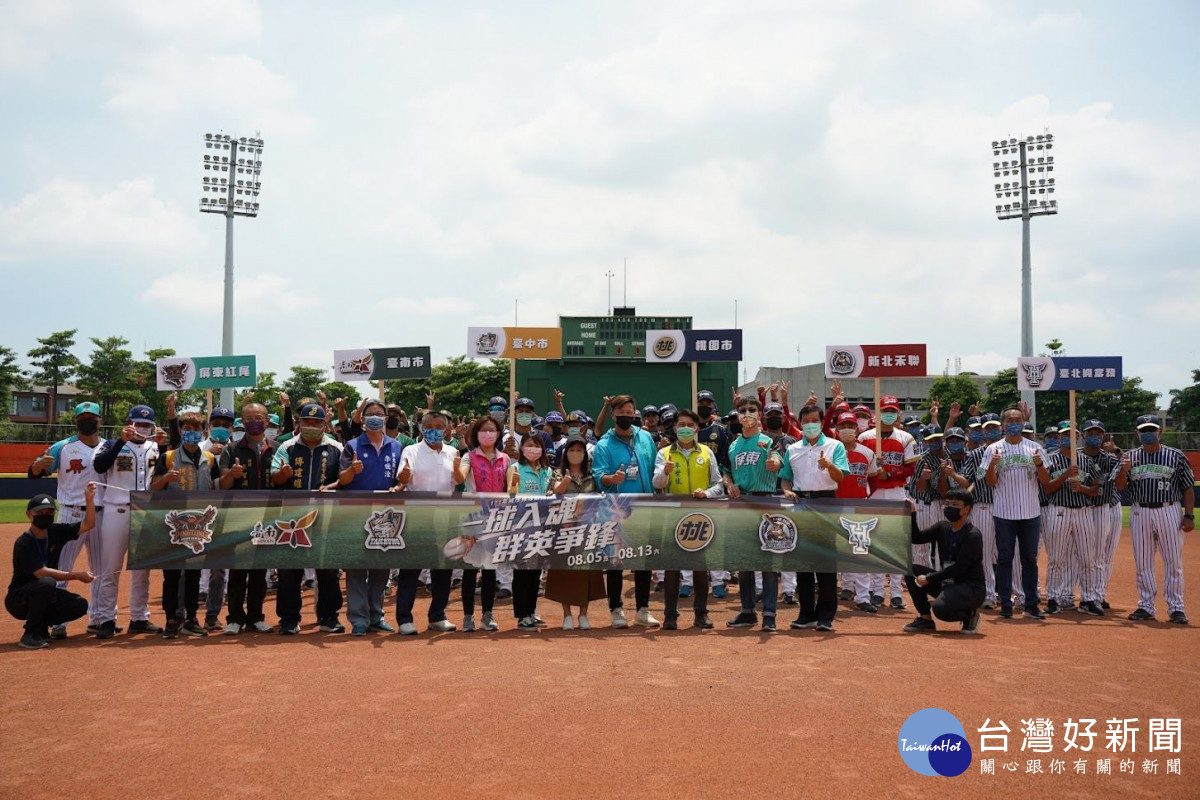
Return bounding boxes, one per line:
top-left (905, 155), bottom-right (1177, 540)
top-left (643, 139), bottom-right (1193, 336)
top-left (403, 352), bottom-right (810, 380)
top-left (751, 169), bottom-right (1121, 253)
top-left (560, 315), bottom-right (692, 360)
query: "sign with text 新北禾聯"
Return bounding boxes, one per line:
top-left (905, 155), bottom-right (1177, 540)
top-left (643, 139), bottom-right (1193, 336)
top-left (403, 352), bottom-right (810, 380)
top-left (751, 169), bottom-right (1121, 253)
top-left (156, 355), bottom-right (257, 391)
top-left (824, 344), bottom-right (927, 379)
top-left (466, 327), bottom-right (562, 359)
top-left (1017, 356), bottom-right (1123, 392)
top-left (644, 329), bottom-right (743, 362)
top-left (333, 347), bottom-right (432, 381)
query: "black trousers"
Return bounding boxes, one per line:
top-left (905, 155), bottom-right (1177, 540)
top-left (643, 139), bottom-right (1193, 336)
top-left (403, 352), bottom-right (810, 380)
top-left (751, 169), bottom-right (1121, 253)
top-left (663, 570), bottom-right (709, 619)
top-left (607, 569), bottom-right (651, 611)
top-left (276, 568), bottom-right (343, 627)
top-left (512, 569), bottom-right (541, 619)
top-left (6, 577), bottom-right (88, 634)
top-left (461, 569), bottom-right (496, 616)
top-left (796, 572), bottom-right (838, 625)
top-left (162, 570), bottom-right (201, 621)
top-left (905, 565), bottom-right (985, 623)
top-left (226, 569), bottom-right (268, 625)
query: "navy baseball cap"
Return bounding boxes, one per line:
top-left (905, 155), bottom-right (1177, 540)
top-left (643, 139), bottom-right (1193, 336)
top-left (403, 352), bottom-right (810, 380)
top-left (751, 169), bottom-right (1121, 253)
top-left (128, 405), bottom-right (155, 423)
top-left (1135, 414), bottom-right (1162, 430)
top-left (902, 414), bottom-right (920, 427)
top-left (945, 426), bottom-right (966, 439)
top-left (966, 416), bottom-right (982, 429)
top-left (210, 406), bottom-right (234, 421)
top-left (722, 410), bottom-right (738, 424)
top-left (27, 493), bottom-right (56, 512)
top-left (923, 424), bottom-right (943, 440)
top-left (981, 413), bottom-right (1001, 427)
top-left (1082, 418), bottom-right (1106, 432)
top-left (696, 390), bottom-right (715, 402)
top-left (544, 411), bottom-right (563, 423)
top-left (764, 402), bottom-right (784, 414)
top-left (1043, 426), bottom-right (1059, 437)
top-left (642, 405), bottom-right (659, 416)
top-left (487, 396), bottom-right (508, 409)
top-left (299, 403), bottom-right (326, 421)
top-left (660, 409), bottom-right (678, 424)
top-left (515, 397), bottom-right (535, 410)
top-left (658, 403), bottom-right (678, 417)
top-left (1022, 421), bottom-right (1036, 434)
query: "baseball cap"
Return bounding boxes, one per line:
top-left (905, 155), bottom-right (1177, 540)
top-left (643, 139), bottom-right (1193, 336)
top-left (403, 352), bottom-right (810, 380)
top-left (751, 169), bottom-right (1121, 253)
top-left (924, 424), bottom-right (944, 440)
top-left (722, 410), bottom-right (738, 424)
top-left (386, 404), bottom-right (404, 415)
top-left (234, 418), bottom-right (243, 429)
top-left (562, 434), bottom-right (589, 449)
top-left (660, 409), bottom-right (678, 425)
top-left (1082, 418), bottom-right (1106, 432)
top-left (487, 396), bottom-right (508, 409)
top-left (658, 403), bottom-right (678, 417)
top-left (1135, 414), bottom-right (1163, 430)
top-left (565, 411), bottom-right (587, 423)
top-left (880, 396), bottom-right (900, 411)
top-left (981, 413), bottom-right (1001, 427)
top-left (696, 390), bottom-right (716, 402)
top-left (299, 403), bottom-right (326, 421)
top-left (852, 404), bottom-right (872, 416)
top-left (269, 414), bottom-right (280, 426)
top-left (945, 426), bottom-right (966, 439)
top-left (642, 405), bottom-right (659, 416)
top-left (836, 411), bottom-right (858, 426)
top-left (966, 416), bottom-right (982, 429)
top-left (533, 415), bottom-right (545, 427)
top-left (27, 493), bottom-right (56, 513)
top-left (902, 414), bottom-right (920, 427)
top-left (128, 405), bottom-right (155, 423)
top-left (833, 401), bottom-right (850, 414)
top-left (210, 406), bottom-right (234, 421)
top-left (514, 397), bottom-right (535, 410)
top-left (1043, 426), bottom-right (1059, 437)
top-left (764, 402), bottom-right (784, 414)
top-left (545, 411), bottom-right (564, 423)
top-left (1022, 422), bottom-right (1035, 434)
top-left (1056, 422), bottom-right (1075, 434)
top-left (74, 401), bottom-right (101, 417)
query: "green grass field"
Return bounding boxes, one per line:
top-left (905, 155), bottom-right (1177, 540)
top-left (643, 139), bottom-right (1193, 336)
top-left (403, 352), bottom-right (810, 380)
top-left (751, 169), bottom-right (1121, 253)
top-left (0, 499), bottom-right (29, 524)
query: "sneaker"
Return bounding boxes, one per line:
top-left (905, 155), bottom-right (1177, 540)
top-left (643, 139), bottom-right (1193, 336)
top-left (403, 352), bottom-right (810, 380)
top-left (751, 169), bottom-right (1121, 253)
top-left (982, 599), bottom-right (996, 610)
top-left (889, 597), bottom-right (906, 611)
top-left (223, 623), bottom-right (243, 635)
top-left (19, 632), bottom-right (49, 649)
top-left (481, 613), bottom-right (500, 631)
top-left (319, 620), bottom-right (346, 633)
top-left (578, 615), bottom-right (592, 630)
top-left (462, 615), bottom-right (477, 633)
top-left (50, 624), bottom-right (67, 640)
top-left (726, 611), bottom-right (757, 628)
top-left (999, 606), bottom-right (1013, 619)
top-left (961, 609), bottom-right (981, 634)
top-left (352, 623), bottom-right (369, 637)
top-left (1046, 599), bottom-right (1060, 614)
top-left (761, 617), bottom-right (776, 632)
top-left (450, 577), bottom-right (463, 589)
top-left (1082, 601), bottom-right (1104, 616)
top-left (712, 584), bottom-right (727, 599)
top-left (694, 614), bottom-right (713, 630)
top-left (369, 620), bottom-right (396, 633)
top-left (1024, 606), bottom-right (1046, 620)
top-left (563, 615), bottom-right (575, 631)
top-left (279, 623), bottom-right (301, 635)
top-left (652, 580), bottom-right (664, 593)
top-left (1060, 601), bottom-right (1077, 613)
top-left (398, 622), bottom-right (418, 635)
top-left (517, 616), bottom-right (539, 631)
top-left (1169, 611), bottom-right (1189, 625)
top-left (181, 619), bottom-right (208, 637)
top-left (428, 619), bottom-right (457, 633)
top-left (162, 620), bottom-right (181, 640)
top-left (790, 618), bottom-right (817, 630)
top-left (1101, 599), bottom-right (1111, 610)
top-left (662, 617), bottom-right (678, 630)
top-left (634, 607), bottom-right (660, 627)
top-left (251, 621), bottom-right (274, 633)
top-left (855, 602), bottom-right (878, 614)
top-left (495, 588), bottom-right (513, 600)
top-left (728, 574), bottom-right (740, 585)
top-left (815, 621), bottom-right (835, 632)
top-left (87, 622), bottom-right (123, 635)
top-left (302, 579), bottom-right (315, 590)
top-left (129, 620), bottom-right (163, 635)
top-left (679, 585), bottom-right (693, 598)
top-left (870, 594), bottom-right (884, 607)
top-left (904, 617), bottom-right (937, 633)
top-left (610, 608), bottom-right (628, 629)
top-left (532, 614), bottom-right (546, 627)
top-left (782, 592), bottom-right (798, 606)
top-left (204, 617), bottom-right (222, 631)
top-left (839, 588), bottom-right (853, 601)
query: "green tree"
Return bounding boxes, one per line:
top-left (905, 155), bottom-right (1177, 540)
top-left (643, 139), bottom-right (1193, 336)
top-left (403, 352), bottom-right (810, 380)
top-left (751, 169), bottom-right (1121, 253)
top-left (76, 336), bottom-right (140, 419)
top-left (0, 345), bottom-right (28, 420)
top-left (236, 371), bottom-right (283, 416)
top-left (321, 380), bottom-right (363, 411)
top-left (925, 374), bottom-right (983, 424)
top-left (1042, 339), bottom-right (1065, 356)
top-left (984, 368), bottom-right (1021, 414)
top-left (1168, 370), bottom-right (1200, 430)
top-left (1075, 377), bottom-right (1159, 430)
top-left (282, 365), bottom-right (327, 404)
top-left (27, 329), bottom-right (80, 417)
top-left (385, 357), bottom-right (508, 418)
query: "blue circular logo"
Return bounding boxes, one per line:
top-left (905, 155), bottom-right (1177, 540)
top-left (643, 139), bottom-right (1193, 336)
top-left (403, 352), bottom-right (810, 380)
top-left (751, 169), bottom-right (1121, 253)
top-left (898, 708), bottom-right (972, 777)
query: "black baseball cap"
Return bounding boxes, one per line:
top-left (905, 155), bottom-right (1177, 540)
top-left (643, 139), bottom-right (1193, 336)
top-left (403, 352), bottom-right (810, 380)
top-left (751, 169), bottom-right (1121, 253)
top-left (966, 416), bottom-right (982, 429)
top-left (944, 426), bottom-right (966, 439)
top-left (210, 406), bottom-right (234, 421)
top-left (515, 397), bottom-right (535, 410)
top-left (1135, 414), bottom-right (1163, 430)
top-left (27, 494), bottom-right (56, 512)
top-left (487, 396), bottom-right (508, 408)
top-left (981, 413), bottom-right (1001, 427)
top-left (902, 414), bottom-right (920, 427)
top-left (764, 402), bottom-right (784, 414)
top-left (1082, 418), bottom-right (1106, 432)
top-left (562, 434), bottom-right (588, 449)
top-left (696, 390), bottom-right (715, 402)
top-left (642, 405), bottom-right (659, 416)
top-left (923, 424), bottom-right (944, 441)
top-left (660, 409), bottom-right (678, 425)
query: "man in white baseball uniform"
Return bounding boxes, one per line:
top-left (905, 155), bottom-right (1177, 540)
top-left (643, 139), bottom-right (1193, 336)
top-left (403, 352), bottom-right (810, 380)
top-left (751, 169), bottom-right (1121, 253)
top-left (1037, 421), bottom-right (1102, 615)
top-left (1081, 421), bottom-right (1122, 609)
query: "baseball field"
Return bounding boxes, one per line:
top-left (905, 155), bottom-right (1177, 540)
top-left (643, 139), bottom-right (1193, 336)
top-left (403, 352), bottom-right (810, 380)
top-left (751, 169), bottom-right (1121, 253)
top-left (0, 521), bottom-right (1196, 799)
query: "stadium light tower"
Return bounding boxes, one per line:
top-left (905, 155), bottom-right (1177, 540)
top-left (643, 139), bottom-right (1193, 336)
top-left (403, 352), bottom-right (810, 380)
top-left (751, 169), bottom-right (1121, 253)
top-left (992, 132), bottom-right (1057, 427)
top-left (200, 132), bottom-right (264, 409)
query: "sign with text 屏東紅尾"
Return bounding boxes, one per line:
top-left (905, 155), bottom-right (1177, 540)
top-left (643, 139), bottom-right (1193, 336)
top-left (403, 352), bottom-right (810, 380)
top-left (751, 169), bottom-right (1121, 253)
top-left (156, 355), bottom-right (256, 391)
top-left (333, 347), bottom-right (432, 381)
top-left (1017, 356), bottom-right (1123, 392)
top-left (824, 344), bottom-right (927, 379)
top-left (466, 327), bottom-right (562, 359)
top-left (644, 329), bottom-right (743, 362)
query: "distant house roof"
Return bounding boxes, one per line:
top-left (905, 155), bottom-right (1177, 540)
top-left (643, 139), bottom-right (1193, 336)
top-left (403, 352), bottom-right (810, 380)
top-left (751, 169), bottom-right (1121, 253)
top-left (18, 384), bottom-right (82, 395)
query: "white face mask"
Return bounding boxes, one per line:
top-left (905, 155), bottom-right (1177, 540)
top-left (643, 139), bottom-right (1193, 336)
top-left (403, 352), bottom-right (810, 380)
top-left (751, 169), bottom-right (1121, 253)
top-left (265, 428), bottom-right (279, 442)
top-left (566, 448), bottom-right (585, 465)
top-left (838, 428), bottom-right (858, 445)
top-left (856, 418), bottom-right (870, 433)
top-left (131, 423), bottom-right (154, 441)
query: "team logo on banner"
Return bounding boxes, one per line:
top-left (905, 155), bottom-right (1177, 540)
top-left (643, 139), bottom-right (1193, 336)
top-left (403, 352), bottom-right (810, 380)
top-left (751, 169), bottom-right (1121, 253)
top-left (250, 510), bottom-right (318, 549)
top-left (164, 506), bottom-right (218, 554)
top-left (758, 513), bottom-right (798, 553)
top-left (829, 349), bottom-right (856, 376)
top-left (653, 336), bottom-right (677, 359)
top-left (674, 512), bottom-right (715, 552)
top-left (1020, 358), bottom-right (1050, 388)
top-left (341, 352), bottom-right (373, 375)
top-left (160, 362), bottom-right (189, 389)
top-left (840, 517), bottom-right (879, 555)
top-left (475, 330), bottom-right (500, 355)
top-left (364, 508), bottom-right (407, 551)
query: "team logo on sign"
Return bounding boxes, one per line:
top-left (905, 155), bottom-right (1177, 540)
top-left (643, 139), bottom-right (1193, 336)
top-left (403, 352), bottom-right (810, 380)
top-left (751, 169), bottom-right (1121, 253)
top-left (164, 505), bottom-right (218, 554)
top-left (652, 336), bottom-right (677, 359)
top-left (475, 331), bottom-right (499, 355)
top-left (160, 362), bottom-right (189, 389)
top-left (340, 352), bottom-right (373, 375)
top-left (839, 516), bottom-right (879, 555)
top-left (758, 513), bottom-right (798, 553)
top-left (364, 507), bottom-right (407, 551)
top-left (829, 349), bottom-right (855, 376)
top-left (1021, 360), bottom-right (1047, 387)
top-left (674, 512), bottom-right (715, 552)
top-left (250, 509), bottom-right (318, 549)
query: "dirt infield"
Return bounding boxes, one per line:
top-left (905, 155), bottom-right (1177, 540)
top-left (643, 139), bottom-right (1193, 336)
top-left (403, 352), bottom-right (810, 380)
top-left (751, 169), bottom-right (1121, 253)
top-left (1, 522), bottom-right (1196, 799)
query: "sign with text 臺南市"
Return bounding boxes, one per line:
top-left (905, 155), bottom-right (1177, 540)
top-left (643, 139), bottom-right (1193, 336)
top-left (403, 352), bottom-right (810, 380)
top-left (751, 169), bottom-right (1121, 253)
top-left (644, 329), bottom-right (743, 362)
top-left (466, 327), bottom-right (563, 359)
top-left (825, 344), bottom-right (927, 379)
top-left (333, 347), bottom-right (432, 381)
top-left (127, 491), bottom-right (912, 573)
top-left (156, 355), bottom-right (256, 391)
top-left (1017, 356), bottom-right (1123, 392)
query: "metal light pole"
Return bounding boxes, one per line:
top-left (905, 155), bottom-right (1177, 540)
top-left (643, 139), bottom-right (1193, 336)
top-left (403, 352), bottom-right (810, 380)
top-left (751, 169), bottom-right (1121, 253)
top-left (605, 270), bottom-right (615, 315)
top-left (200, 132), bottom-right (264, 409)
top-left (992, 132), bottom-right (1057, 427)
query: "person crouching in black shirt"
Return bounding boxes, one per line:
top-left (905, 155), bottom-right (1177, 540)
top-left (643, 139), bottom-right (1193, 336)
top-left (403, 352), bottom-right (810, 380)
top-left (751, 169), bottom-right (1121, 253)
top-left (903, 488), bottom-right (986, 634)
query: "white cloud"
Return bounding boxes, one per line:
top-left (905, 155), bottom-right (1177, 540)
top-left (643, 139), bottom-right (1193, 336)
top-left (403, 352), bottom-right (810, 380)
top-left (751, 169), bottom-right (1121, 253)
top-left (106, 49), bottom-right (298, 117)
top-left (377, 296), bottom-right (477, 315)
top-left (140, 272), bottom-right (316, 312)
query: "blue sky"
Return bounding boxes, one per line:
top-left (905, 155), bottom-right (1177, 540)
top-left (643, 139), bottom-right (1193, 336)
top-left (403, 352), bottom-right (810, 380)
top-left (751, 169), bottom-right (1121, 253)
top-left (1, 0), bottom-right (1197, 403)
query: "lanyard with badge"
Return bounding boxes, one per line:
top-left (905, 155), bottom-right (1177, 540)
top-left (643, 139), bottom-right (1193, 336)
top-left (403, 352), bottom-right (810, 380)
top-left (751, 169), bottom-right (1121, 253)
top-left (622, 438), bottom-right (641, 485)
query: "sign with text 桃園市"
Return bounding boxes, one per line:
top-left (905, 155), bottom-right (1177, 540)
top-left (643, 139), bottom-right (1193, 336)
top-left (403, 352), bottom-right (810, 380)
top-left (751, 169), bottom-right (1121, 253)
top-left (644, 329), bottom-right (743, 362)
top-left (128, 491), bottom-right (912, 573)
top-left (1017, 356), bottom-right (1123, 392)
top-left (466, 327), bottom-right (563, 359)
top-left (156, 355), bottom-right (257, 390)
top-left (333, 347), bottom-right (432, 381)
top-left (824, 344), bottom-right (927, 379)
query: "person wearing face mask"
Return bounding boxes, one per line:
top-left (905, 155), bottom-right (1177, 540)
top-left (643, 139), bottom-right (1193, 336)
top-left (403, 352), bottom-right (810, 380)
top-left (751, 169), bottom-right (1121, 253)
top-left (336, 399), bottom-right (401, 636)
top-left (1079, 421), bottom-right (1121, 611)
top-left (984, 407), bottom-right (1052, 620)
top-left (384, 404), bottom-right (416, 446)
top-left (502, 397), bottom-right (553, 457)
top-left (901, 415), bottom-right (925, 458)
top-left (27, 401), bottom-right (105, 640)
top-left (761, 402), bottom-right (800, 605)
top-left (965, 416), bottom-right (985, 451)
top-left (543, 411), bottom-right (567, 454)
top-left (852, 405), bottom-right (874, 435)
top-left (506, 432), bottom-right (553, 631)
top-left (6, 489), bottom-right (96, 649)
top-left (553, 411), bottom-right (595, 465)
top-left (695, 390), bottom-right (732, 475)
top-left (960, 413), bottom-right (1004, 608)
top-left (232, 417), bottom-right (245, 445)
top-left (908, 425), bottom-right (946, 578)
top-left (547, 437), bottom-right (606, 630)
top-left (902, 489), bottom-right (985, 634)
top-left (195, 406), bottom-right (235, 629)
top-left (91, 405), bottom-right (165, 638)
top-left (270, 404), bottom-right (346, 635)
top-left (858, 396), bottom-right (918, 610)
top-left (592, 394), bottom-right (660, 629)
top-left (1114, 414), bottom-right (1194, 624)
top-left (640, 406), bottom-right (661, 442)
top-left (832, 412), bottom-right (883, 617)
top-left (392, 411), bottom-right (469, 634)
top-left (459, 417), bottom-right (510, 632)
top-left (485, 395), bottom-right (509, 429)
top-left (1037, 421), bottom-right (1099, 616)
top-left (217, 402), bottom-right (276, 635)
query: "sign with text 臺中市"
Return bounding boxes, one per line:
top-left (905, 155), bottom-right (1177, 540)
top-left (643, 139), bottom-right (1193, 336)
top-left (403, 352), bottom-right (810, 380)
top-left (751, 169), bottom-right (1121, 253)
top-left (127, 491), bottom-right (912, 573)
top-left (644, 329), bottom-right (743, 363)
top-left (156, 355), bottom-right (256, 391)
top-left (333, 347), bottom-right (432, 381)
top-left (824, 344), bottom-right (927, 379)
top-left (1017, 356), bottom-right (1123, 392)
top-left (466, 327), bottom-right (562, 359)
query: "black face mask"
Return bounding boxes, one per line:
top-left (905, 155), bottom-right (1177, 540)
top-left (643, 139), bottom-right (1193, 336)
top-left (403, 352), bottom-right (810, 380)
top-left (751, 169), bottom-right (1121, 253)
top-left (76, 418), bottom-right (99, 436)
top-left (764, 416), bottom-right (783, 431)
top-left (943, 507), bottom-right (963, 523)
top-left (550, 426), bottom-right (562, 437)
top-left (698, 406), bottom-right (714, 420)
top-left (615, 415), bottom-right (636, 430)
top-left (386, 417), bottom-right (400, 432)
top-left (728, 421), bottom-right (743, 435)
top-left (31, 514), bottom-right (53, 531)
